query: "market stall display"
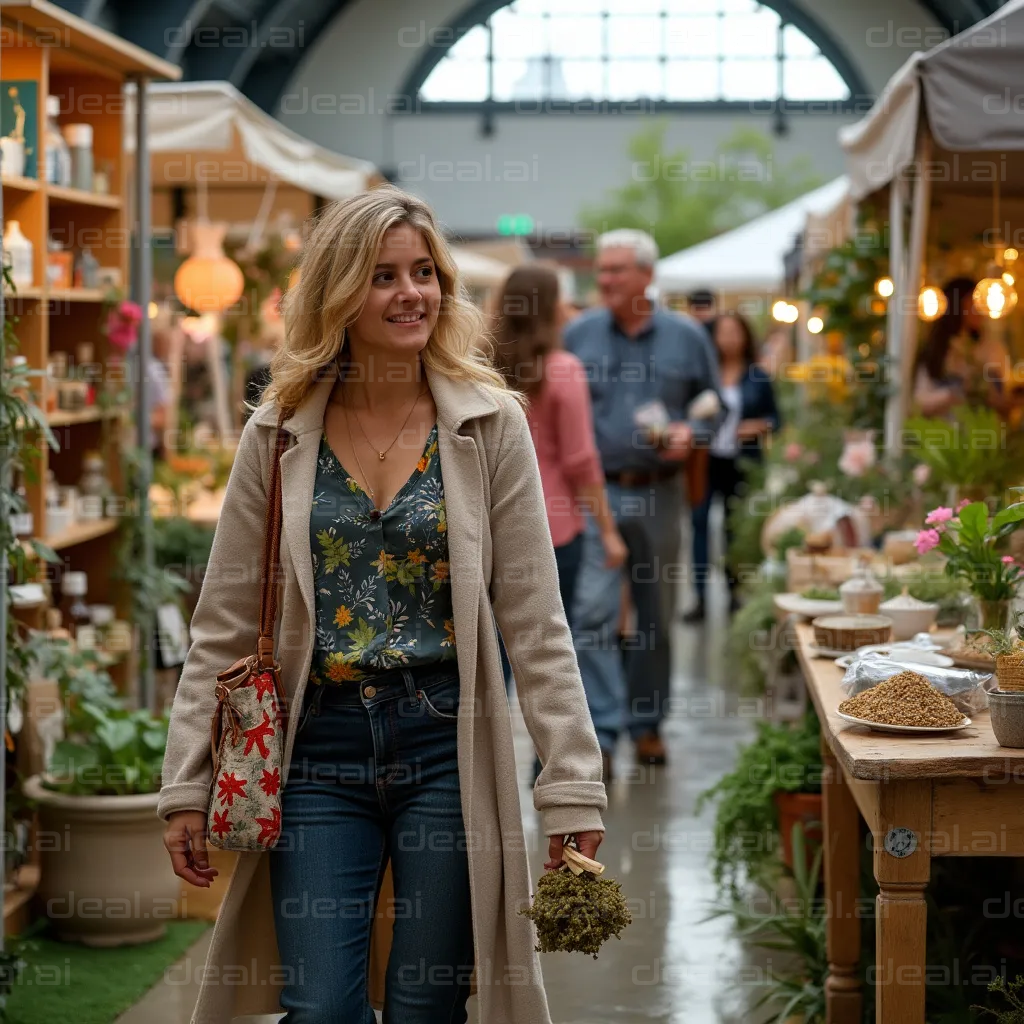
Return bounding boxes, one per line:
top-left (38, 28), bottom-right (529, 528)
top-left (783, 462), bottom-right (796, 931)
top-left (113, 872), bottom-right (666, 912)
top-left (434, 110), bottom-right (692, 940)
top-left (840, 0), bottom-right (1024, 442)
top-left (795, 623), bottom-right (1024, 1024)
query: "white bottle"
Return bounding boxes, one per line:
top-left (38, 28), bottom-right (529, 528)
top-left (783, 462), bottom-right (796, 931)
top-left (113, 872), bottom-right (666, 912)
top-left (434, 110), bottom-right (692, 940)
top-left (3, 220), bottom-right (34, 288)
top-left (44, 96), bottom-right (72, 187)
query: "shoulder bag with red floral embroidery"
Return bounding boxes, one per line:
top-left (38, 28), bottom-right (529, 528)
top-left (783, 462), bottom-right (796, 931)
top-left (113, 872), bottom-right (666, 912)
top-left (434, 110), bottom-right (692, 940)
top-left (207, 426), bottom-right (290, 851)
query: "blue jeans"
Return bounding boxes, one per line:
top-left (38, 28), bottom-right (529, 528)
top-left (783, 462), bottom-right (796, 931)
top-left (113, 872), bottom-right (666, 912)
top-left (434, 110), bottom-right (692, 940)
top-left (269, 665), bottom-right (473, 1023)
top-left (691, 455), bottom-right (743, 603)
top-left (571, 478), bottom-right (681, 750)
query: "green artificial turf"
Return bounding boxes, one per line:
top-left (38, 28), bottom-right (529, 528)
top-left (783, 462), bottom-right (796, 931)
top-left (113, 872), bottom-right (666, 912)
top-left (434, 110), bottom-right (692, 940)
top-left (6, 920), bottom-right (210, 1024)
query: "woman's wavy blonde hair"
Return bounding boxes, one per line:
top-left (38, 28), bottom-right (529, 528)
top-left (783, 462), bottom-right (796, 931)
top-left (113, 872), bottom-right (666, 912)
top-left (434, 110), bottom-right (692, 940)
top-left (261, 184), bottom-right (515, 416)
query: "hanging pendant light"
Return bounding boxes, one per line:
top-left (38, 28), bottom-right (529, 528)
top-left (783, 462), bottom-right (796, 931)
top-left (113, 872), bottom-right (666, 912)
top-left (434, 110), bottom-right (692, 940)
top-left (974, 268), bottom-right (1018, 319)
top-left (918, 284), bottom-right (948, 322)
top-left (174, 221), bottom-right (245, 314)
top-left (973, 178), bottom-right (1018, 320)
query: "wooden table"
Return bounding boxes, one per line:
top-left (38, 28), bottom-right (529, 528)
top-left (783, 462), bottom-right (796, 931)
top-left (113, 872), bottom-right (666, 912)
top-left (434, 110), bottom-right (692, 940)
top-left (795, 624), bottom-right (1024, 1023)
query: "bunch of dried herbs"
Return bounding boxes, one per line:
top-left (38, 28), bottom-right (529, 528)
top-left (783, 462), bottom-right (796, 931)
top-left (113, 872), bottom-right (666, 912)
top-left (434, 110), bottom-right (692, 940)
top-left (519, 846), bottom-right (631, 958)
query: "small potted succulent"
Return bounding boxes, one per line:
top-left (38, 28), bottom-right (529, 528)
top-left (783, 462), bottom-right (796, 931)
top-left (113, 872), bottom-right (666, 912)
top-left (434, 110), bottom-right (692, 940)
top-left (979, 612), bottom-right (1024, 747)
top-left (22, 640), bottom-right (179, 946)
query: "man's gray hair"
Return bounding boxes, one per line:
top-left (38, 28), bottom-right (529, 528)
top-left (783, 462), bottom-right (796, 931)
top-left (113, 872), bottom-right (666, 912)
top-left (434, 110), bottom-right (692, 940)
top-left (596, 229), bottom-right (659, 268)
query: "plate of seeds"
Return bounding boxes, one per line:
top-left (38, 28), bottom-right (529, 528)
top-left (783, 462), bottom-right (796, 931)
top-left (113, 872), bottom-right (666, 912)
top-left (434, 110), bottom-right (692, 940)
top-left (836, 670), bottom-right (971, 734)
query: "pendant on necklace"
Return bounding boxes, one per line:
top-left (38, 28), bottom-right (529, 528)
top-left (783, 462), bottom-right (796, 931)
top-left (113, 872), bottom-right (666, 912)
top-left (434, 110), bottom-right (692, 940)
top-left (378, 452), bottom-right (386, 461)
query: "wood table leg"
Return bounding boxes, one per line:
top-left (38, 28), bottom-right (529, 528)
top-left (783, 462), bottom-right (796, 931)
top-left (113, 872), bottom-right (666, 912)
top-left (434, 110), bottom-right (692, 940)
top-left (874, 780), bottom-right (932, 1024)
top-left (822, 743), bottom-right (863, 1024)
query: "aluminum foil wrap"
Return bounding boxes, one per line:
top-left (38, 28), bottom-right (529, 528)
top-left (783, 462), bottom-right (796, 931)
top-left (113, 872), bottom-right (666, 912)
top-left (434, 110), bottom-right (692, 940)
top-left (840, 653), bottom-right (994, 715)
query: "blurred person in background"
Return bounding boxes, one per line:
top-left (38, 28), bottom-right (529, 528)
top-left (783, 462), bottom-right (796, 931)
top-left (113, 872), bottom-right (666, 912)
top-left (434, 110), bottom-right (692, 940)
top-left (684, 313), bottom-right (780, 624)
top-left (914, 277), bottom-right (1024, 419)
top-left (492, 266), bottom-right (627, 779)
top-left (687, 288), bottom-right (717, 333)
top-left (564, 229), bottom-right (721, 768)
top-left (492, 265), bottom-right (626, 629)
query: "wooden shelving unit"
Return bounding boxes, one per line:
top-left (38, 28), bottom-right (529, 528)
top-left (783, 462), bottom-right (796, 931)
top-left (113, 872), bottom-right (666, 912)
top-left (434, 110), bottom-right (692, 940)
top-left (0, 0), bottom-right (178, 609)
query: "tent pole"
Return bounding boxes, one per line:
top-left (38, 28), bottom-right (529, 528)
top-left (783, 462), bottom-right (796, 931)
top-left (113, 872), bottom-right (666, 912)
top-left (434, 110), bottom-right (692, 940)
top-left (898, 132), bottom-right (933, 443)
top-left (884, 175), bottom-right (909, 454)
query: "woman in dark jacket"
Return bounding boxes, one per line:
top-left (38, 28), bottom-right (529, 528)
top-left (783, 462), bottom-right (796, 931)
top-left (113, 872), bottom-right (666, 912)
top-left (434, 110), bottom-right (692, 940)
top-left (683, 312), bottom-right (780, 623)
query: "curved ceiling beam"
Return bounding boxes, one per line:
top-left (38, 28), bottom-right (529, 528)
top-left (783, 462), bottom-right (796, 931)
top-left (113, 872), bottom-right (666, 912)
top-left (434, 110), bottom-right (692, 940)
top-left (399, 0), bottom-right (872, 103)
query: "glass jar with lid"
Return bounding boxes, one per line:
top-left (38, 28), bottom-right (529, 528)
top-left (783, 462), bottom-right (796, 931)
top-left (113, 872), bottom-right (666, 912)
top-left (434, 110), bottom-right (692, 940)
top-left (840, 556), bottom-right (884, 615)
top-left (77, 451), bottom-right (110, 521)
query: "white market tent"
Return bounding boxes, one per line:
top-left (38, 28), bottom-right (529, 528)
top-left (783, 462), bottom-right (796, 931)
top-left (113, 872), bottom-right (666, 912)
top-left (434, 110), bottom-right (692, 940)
top-left (839, 0), bottom-right (1024, 443)
top-left (655, 177), bottom-right (850, 295)
top-left (126, 80), bottom-right (376, 202)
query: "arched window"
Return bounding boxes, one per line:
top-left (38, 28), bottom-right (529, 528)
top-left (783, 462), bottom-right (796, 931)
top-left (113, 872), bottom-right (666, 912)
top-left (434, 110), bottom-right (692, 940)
top-left (415, 0), bottom-right (859, 106)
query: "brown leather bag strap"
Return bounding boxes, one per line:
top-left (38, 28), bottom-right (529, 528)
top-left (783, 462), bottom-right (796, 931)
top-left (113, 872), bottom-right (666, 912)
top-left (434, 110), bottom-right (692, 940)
top-left (257, 423), bottom-right (290, 667)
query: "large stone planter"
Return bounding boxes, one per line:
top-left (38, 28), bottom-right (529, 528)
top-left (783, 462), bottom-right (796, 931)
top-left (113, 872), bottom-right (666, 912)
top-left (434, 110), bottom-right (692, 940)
top-left (24, 775), bottom-right (180, 946)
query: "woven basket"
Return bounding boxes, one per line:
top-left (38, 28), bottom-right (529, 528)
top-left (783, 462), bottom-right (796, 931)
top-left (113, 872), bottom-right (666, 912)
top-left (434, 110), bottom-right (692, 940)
top-left (996, 651), bottom-right (1024, 693)
top-left (812, 614), bottom-right (893, 652)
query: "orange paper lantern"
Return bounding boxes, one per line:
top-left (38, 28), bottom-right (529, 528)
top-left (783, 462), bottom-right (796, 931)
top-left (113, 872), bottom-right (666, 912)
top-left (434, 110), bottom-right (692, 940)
top-left (174, 221), bottom-right (244, 313)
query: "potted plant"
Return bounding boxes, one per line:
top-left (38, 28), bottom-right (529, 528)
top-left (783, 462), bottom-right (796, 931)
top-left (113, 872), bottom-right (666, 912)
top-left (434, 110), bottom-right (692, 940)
top-left (697, 712), bottom-right (823, 893)
top-left (22, 640), bottom-right (179, 946)
top-left (915, 496), bottom-right (1024, 631)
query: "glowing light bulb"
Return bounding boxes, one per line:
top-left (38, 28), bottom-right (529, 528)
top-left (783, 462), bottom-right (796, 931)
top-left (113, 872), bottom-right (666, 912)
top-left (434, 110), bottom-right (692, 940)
top-left (974, 276), bottom-right (1018, 320)
top-left (875, 277), bottom-right (895, 298)
top-left (148, 301), bottom-right (159, 320)
top-left (807, 316), bottom-right (824, 334)
top-left (918, 285), bottom-right (948, 323)
top-left (1005, 248), bottom-right (1019, 262)
top-left (772, 300), bottom-right (791, 323)
top-left (1004, 272), bottom-right (1015, 286)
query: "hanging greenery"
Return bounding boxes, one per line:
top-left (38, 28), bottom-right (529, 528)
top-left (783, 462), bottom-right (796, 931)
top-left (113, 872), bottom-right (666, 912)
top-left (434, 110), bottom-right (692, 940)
top-left (800, 215), bottom-right (891, 433)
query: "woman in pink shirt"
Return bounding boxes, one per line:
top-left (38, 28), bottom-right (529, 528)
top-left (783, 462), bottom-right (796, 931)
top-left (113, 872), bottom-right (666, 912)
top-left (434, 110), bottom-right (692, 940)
top-left (492, 266), bottom-right (626, 627)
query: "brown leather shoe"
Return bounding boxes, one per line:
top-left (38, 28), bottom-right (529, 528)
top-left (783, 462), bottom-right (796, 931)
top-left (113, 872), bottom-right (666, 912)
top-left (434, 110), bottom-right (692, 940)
top-left (635, 731), bottom-right (667, 765)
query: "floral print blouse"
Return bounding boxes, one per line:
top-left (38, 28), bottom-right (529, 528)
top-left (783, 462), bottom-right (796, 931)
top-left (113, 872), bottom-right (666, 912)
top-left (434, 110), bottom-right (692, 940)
top-left (308, 424), bottom-right (456, 684)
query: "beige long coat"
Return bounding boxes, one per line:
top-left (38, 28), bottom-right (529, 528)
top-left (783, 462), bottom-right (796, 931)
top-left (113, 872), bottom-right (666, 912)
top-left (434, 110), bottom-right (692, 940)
top-left (157, 365), bottom-right (608, 1024)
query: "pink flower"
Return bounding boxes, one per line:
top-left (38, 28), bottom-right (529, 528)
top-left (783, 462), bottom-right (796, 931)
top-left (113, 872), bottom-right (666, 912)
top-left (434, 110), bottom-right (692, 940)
top-left (925, 507), bottom-right (954, 526)
top-left (915, 529), bottom-right (941, 555)
top-left (838, 439), bottom-right (876, 478)
top-left (784, 442), bottom-right (804, 463)
top-left (956, 499), bottom-right (971, 512)
top-left (1003, 556), bottom-right (1018, 565)
top-left (105, 300), bottom-right (144, 352)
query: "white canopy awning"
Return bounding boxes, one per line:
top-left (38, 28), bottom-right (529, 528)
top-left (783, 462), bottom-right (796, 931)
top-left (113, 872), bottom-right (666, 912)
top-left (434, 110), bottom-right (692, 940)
top-left (841, 0), bottom-right (1024, 199)
top-left (655, 177), bottom-right (849, 294)
top-left (126, 81), bottom-right (376, 201)
top-left (449, 245), bottom-right (510, 287)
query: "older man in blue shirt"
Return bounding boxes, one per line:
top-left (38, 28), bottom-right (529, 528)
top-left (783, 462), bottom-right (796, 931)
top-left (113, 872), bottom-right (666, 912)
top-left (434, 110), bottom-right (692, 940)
top-left (565, 229), bottom-right (720, 770)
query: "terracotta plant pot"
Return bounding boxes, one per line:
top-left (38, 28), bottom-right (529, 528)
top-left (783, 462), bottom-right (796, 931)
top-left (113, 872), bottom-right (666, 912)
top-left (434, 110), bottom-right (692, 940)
top-left (774, 791), bottom-right (823, 871)
top-left (24, 776), bottom-right (180, 946)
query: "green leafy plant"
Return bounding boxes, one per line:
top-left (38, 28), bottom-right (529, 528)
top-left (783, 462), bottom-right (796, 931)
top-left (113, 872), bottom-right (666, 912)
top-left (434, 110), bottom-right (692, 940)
top-left (706, 823), bottom-right (826, 1023)
top-left (697, 712), bottom-right (823, 894)
top-left (905, 407), bottom-right (1024, 503)
top-left (27, 638), bottom-right (167, 796)
top-left (579, 123), bottom-right (820, 261)
top-left (974, 975), bottom-right (1024, 1023)
top-left (727, 574), bottom-right (786, 694)
top-left (801, 214), bottom-right (891, 432)
top-left (917, 497), bottom-right (1024, 602)
top-left (977, 610), bottom-right (1024, 657)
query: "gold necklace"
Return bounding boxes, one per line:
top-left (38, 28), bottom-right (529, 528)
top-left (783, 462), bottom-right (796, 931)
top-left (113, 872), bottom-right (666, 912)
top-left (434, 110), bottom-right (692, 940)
top-left (342, 405), bottom-right (378, 506)
top-left (338, 383), bottom-right (427, 461)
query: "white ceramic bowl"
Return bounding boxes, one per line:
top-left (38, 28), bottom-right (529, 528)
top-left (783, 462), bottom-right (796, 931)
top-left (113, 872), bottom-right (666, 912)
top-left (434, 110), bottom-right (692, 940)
top-left (878, 601), bottom-right (939, 641)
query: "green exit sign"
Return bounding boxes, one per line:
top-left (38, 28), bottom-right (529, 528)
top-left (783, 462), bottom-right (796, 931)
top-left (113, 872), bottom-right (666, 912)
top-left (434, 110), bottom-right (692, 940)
top-left (496, 214), bottom-right (534, 236)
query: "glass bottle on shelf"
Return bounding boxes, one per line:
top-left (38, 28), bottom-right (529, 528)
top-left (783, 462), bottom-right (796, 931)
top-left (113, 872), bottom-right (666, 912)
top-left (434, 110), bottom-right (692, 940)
top-left (60, 571), bottom-right (91, 644)
top-left (76, 451), bottom-right (110, 521)
top-left (3, 220), bottom-right (34, 288)
top-left (73, 248), bottom-right (99, 290)
top-left (43, 96), bottom-right (72, 187)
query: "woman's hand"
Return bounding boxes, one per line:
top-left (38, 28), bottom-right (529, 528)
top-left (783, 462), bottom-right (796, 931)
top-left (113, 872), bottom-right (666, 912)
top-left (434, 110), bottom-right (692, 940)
top-left (164, 811), bottom-right (219, 888)
top-left (601, 527), bottom-right (628, 570)
top-left (545, 831), bottom-right (604, 872)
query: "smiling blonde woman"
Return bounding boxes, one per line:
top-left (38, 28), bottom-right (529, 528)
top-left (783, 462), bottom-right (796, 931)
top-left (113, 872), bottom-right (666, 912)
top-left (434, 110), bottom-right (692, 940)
top-left (159, 185), bottom-right (607, 1024)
